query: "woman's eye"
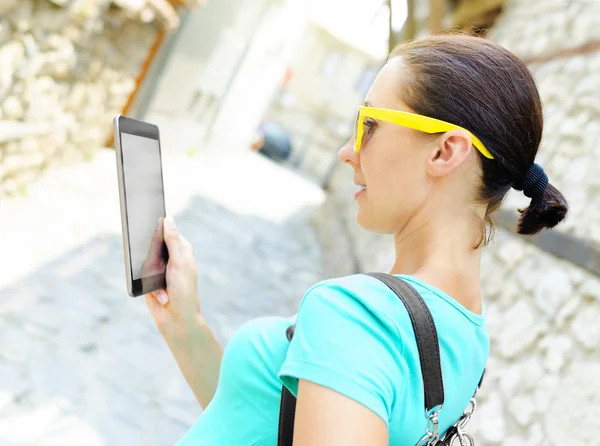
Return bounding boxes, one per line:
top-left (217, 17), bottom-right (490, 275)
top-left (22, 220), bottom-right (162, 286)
top-left (364, 119), bottom-right (376, 133)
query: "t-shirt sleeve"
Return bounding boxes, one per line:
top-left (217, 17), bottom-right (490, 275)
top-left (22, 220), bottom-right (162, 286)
top-left (278, 280), bottom-right (406, 425)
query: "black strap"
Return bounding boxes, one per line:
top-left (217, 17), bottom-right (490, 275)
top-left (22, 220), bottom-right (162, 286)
top-left (277, 325), bottom-right (297, 446)
top-left (276, 274), bottom-right (445, 445)
top-left (366, 273), bottom-right (444, 411)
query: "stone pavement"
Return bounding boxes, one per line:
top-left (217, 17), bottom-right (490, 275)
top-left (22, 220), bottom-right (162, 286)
top-left (0, 147), bottom-right (326, 445)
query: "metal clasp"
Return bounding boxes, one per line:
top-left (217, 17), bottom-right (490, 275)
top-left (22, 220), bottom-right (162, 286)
top-left (442, 398), bottom-right (477, 446)
top-left (446, 425), bottom-right (475, 446)
top-left (457, 398), bottom-right (476, 429)
top-left (417, 405), bottom-right (443, 445)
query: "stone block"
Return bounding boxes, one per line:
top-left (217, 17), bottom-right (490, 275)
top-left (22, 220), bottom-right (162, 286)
top-left (0, 19), bottom-right (10, 47)
top-left (544, 362), bottom-right (600, 444)
top-left (2, 96), bottom-right (23, 120)
top-left (533, 263), bottom-right (572, 318)
top-left (62, 24), bottom-right (87, 43)
top-left (533, 374), bottom-right (560, 413)
top-left (19, 137), bottom-right (40, 154)
top-left (23, 76), bottom-right (56, 98)
top-left (496, 238), bottom-right (526, 270)
top-left (578, 276), bottom-right (600, 302)
top-left (40, 34), bottom-right (71, 53)
top-left (476, 392), bottom-right (506, 444)
top-left (539, 333), bottom-right (574, 373)
top-left (513, 255), bottom-right (540, 294)
top-left (502, 435), bottom-right (529, 446)
top-left (529, 34), bottom-right (550, 58)
top-left (526, 423), bottom-right (545, 445)
top-left (496, 300), bottom-right (547, 359)
top-left (0, 177), bottom-right (19, 195)
top-left (569, 302), bottom-right (600, 350)
top-left (39, 47), bottom-right (77, 81)
top-left (481, 255), bottom-right (509, 299)
top-left (0, 40), bottom-right (25, 93)
top-left (32, 5), bottom-right (73, 33)
top-left (508, 396), bottom-right (537, 428)
top-left (517, 356), bottom-right (544, 392)
top-left (554, 296), bottom-right (581, 329)
top-left (0, 0), bottom-right (19, 16)
top-left (108, 77), bottom-right (136, 97)
top-left (14, 168), bottom-right (41, 187)
top-left (3, 154), bottom-right (21, 174)
top-left (5, 0), bottom-right (32, 33)
top-left (66, 82), bottom-right (87, 111)
top-left (498, 363), bottom-right (522, 395)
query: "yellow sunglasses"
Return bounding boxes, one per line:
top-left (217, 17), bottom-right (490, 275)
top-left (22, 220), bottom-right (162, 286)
top-left (354, 105), bottom-right (494, 159)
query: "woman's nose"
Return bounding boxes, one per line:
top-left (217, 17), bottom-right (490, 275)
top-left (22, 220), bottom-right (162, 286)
top-left (338, 139), bottom-right (359, 165)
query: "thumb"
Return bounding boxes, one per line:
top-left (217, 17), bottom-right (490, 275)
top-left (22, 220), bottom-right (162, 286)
top-left (163, 216), bottom-right (181, 253)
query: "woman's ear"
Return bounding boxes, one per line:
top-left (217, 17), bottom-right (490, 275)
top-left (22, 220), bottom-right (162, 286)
top-left (427, 130), bottom-right (473, 177)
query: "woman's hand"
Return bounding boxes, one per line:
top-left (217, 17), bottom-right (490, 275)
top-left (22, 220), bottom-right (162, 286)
top-left (145, 217), bottom-right (223, 407)
top-left (141, 217), bottom-right (168, 279)
top-left (146, 216), bottom-right (202, 340)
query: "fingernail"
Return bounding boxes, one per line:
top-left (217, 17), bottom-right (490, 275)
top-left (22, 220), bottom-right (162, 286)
top-left (157, 218), bottom-right (163, 231)
top-left (165, 216), bottom-right (176, 230)
top-left (157, 292), bottom-right (168, 305)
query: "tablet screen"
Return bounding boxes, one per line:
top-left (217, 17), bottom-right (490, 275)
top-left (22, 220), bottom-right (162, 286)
top-left (120, 132), bottom-right (167, 281)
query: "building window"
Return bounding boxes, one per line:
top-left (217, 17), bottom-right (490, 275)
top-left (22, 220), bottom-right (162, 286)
top-left (320, 51), bottom-right (343, 77)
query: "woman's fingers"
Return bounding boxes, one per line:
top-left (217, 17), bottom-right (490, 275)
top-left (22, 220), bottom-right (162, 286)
top-left (148, 217), bottom-right (165, 257)
top-left (146, 290), bottom-right (168, 310)
top-left (141, 218), bottom-right (166, 277)
top-left (156, 290), bottom-right (169, 305)
top-left (163, 217), bottom-right (182, 258)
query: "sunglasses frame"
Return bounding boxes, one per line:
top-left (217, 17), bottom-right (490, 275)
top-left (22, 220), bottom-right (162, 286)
top-left (354, 105), bottom-right (494, 160)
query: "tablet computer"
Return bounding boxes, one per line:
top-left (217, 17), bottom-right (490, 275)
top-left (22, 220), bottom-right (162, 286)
top-left (113, 115), bottom-right (168, 297)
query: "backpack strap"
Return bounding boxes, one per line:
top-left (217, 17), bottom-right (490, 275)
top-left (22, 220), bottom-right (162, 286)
top-left (366, 272), bottom-right (444, 412)
top-left (276, 273), bottom-right (446, 445)
top-left (277, 326), bottom-right (297, 446)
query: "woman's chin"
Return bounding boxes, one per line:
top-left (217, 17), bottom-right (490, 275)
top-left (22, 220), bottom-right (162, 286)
top-left (355, 209), bottom-right (394, 234)
top-left (355, 209), bottom-right (375, 231)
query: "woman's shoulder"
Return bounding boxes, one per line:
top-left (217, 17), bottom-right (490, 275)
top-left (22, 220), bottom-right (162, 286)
top-left (300, 273), bottom-right (403, 309)
top-left (294, 274), bottom-right (408, 340)
top-left (298, 273), bottom-right (487, 334)
top-left (296, 274), bottom-right (416, 340)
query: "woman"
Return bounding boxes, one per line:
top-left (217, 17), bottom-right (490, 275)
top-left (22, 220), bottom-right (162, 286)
top-left (146, 35), bottom-right (568, 445)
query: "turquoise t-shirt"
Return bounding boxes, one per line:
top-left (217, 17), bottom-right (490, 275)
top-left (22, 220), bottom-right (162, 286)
top-left (176, 274), bottom-right (489, 445)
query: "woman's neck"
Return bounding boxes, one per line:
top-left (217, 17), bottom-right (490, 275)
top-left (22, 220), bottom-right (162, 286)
top-left (389, 214), bottom-right (484, 314)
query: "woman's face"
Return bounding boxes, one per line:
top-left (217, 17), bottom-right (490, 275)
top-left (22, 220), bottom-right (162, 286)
top-left (339, 57), bottom-right (439, 234)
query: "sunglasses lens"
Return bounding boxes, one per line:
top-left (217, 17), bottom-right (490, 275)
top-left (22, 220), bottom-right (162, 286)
top-left (354, 110), bottom-right (360, 151)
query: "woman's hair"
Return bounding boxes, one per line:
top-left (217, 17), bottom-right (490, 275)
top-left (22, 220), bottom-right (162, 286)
top-left (390, 34), bottom-right (568, 241)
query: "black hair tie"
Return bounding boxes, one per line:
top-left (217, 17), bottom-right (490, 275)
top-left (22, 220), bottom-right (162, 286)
top-left (513, 163), bottom-right (548, 199)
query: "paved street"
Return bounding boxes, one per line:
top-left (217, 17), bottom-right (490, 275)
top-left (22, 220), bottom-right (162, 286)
top-left (0, 146), bottom-right (326, 445)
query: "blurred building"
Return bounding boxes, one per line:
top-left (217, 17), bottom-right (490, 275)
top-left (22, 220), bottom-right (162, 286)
top-left (138, 0), bottom-right (310, 153)
top-left (261, 0), bottom-right (391, 180)
top-left (137, 0), bottom-right (394, 170)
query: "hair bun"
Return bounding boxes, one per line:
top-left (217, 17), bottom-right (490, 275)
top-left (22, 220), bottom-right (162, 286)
top-left (513, 163), bottom-right (548, 199)
top-left (516, 182), bottom-right (568, 235)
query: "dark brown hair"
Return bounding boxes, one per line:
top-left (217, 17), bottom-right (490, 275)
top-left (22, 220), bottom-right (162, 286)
top-left (390, 34), bottom-right (568, 240)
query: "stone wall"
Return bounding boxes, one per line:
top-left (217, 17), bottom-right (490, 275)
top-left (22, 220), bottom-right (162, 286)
top-left (472, 1), bottom-right (600, 443)
top-left (312, 0), bottom-right (600, 443)
top-left (0, 0), bottom-right (157, 196)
